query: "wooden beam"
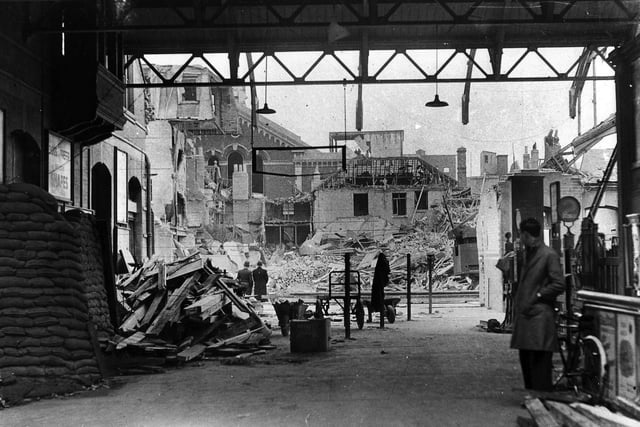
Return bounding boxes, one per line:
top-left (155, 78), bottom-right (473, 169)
top-left (545, 401), bottom-right (599, 427)
top-left (524, 398), bottom-right (560, 427)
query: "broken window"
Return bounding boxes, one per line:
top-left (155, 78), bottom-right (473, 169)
top-left (282, 202), bottom-right (294, 216)
top-left (353, 193), bottom-right (369, 216)
top-left (182, 76), bottom-right (197, 102)
top-left (414, 190), bottom-right (428, 210)
top-left (392, 193), bottom-right (407, 216)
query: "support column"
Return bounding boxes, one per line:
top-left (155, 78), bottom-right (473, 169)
top-left (611, 36), bottom-right (640, 295)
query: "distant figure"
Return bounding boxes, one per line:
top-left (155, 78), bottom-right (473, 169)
top-left (236, 261), bottom-right (254, 297)
top-left (370, 252), bottom-right (390, 315)
top-left (252, 261), bottom-right (269, 300)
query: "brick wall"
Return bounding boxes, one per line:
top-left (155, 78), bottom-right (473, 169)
top-left (314, 186), bottom-right (445, 229)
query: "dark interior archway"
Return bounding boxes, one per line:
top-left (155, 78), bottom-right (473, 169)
top-left (90, 162), bottom-right (118, 328)
top-left (91, 163), bottom-right (112, 222)
top-left (11, 130), bottom-right (41, 186)
top-left (227, 151), bottom-right (243, 181)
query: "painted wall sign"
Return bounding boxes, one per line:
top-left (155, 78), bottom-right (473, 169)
top-left (617, 314), bottom-right (638, 401)
top-left (48, 132), bottom-right (71, 201)
top-left (598, 311), bottom-right (617, 400)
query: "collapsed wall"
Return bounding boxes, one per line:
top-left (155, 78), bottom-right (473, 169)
top-left (0, 184), bottom-right (100, 403)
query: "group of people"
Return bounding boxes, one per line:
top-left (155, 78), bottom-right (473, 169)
top-left (235, 260), bottom-right (269, 300)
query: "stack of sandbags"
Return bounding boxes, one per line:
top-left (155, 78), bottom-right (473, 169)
top-left (0, 184), bottom-right (100, 405)
top-left (65, 209), bottom-right (114, 338)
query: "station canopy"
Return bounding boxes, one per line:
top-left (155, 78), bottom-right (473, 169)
top-left (39, 1), bottom-right (639, 86)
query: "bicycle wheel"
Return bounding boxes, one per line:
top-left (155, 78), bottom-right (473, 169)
top-left (386, 305), bottom-right (396, 323)
top-left (580, 335), bottom-right (607, 400)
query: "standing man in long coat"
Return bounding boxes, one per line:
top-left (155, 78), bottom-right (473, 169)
top-left (371, 252), bottom-right (390, 314)
top-left (511, 218), bottom-right (565, 391)
top-left (252, 261), bottom-right (269, 301)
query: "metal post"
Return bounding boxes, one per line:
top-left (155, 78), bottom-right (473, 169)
top-left (428, 254), bottom-right (434, 314)
top-left (406, 254), bottom-right (411, 321)
top-left (379, 273), bottom-right (385, 329)
top-left (344, 252), bottom-right (351, 339)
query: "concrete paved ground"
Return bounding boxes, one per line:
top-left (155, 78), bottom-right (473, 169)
top-left (3, 304), bottom-right (529, 427)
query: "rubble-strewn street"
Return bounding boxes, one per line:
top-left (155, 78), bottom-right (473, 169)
top-left (1, 305), bottom-right (530, 427)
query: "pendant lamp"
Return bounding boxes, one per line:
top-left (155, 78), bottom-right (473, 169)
top-left (257, 56), bottom-right (276, 114)
top-left (426, 26), bottom-right (448, 108)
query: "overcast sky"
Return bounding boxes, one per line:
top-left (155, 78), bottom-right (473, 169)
top-left (149, 48), bottom-right (617, 176)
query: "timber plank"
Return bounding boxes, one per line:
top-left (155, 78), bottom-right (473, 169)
top-left (177, 344), bottom-right (207, 362)
top-left (571, 402), bottom-right (640, 427)
top-left (140, 293), bottom-right (165, 328)
top-left (116, 331), bottom-right (146, 350)
top-left (524, 398), bottom-right (560, 427)
top-left (545, 401), bottom-right (599, 427)
top-left (146, 272), bottom-right (201, 335)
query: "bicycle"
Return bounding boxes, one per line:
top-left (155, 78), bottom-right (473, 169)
top-left (554, 310), bottom-right (609, 403)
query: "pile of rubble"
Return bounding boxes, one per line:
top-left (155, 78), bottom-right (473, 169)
top-left (111, 254), bottom-right (271, 371)
top-left (268, 226), bottom-right (477, 295)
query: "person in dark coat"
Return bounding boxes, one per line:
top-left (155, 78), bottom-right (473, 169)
top-left (236, 261), bottom-right (254, 297)
top-left (371, 252), bottom-right (390, 313)
top-left (511, 218), bottom-right (565, 391)
top-left (252, 261), bottom-right (269, 300)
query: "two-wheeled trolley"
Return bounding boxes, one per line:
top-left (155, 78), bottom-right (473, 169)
top-left (318, 270), bottom-right (366, 329)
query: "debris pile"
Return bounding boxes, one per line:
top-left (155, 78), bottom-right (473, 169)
top-left (111, 254), bottom-right (271, 371)
top-left (268, 227), bottom-right (477, 295)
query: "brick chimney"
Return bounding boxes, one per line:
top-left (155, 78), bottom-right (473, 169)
top-left (523, 146), bottom-right (530, 169)
top-left (456, 147), bottom-right (467, 188)
top-left (232, 164), bottom-right (249, 200)
top-left (530, 143), bottom-right (539, 169)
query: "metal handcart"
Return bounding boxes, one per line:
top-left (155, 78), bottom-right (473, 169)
top-left (318, 270), bottom-right (366, 329)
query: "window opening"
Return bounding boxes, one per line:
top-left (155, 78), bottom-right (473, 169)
top-left (392, 192), bottom-right (407, 216)
top-left (415, 190), bottom-right (428, 210)
top-left (353, 193), bottom-right (369, 216)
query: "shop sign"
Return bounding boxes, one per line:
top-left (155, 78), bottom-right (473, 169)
top-left (48, 133), bottom-right (71, 201)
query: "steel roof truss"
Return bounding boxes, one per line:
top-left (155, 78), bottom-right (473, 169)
top-left (402, 51), bottom-right (430, 79)
top-left (128, 46), bottom-right (617, 87)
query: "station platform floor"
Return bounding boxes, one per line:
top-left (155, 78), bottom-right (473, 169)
top-left (2, 303), bottom-right (530, 427)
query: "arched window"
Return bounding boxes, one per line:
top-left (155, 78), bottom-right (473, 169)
top-left (227, 151), bottom-right (243, 181)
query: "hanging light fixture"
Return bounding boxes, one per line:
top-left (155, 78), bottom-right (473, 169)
top-left (257, 55), bottom-right (276, 114)
top-left (426, 25), bottom-right (448, 108)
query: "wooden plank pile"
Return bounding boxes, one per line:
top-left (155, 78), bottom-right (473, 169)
top-left (519, 397), bottom-right (640, 427)
top-left (111, 254), bottom-right (271, 370)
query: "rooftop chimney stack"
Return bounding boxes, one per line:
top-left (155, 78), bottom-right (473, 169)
top-left (531, 143), bottom-right (539, 169)
top-left (456, 147), bottom-right (467, 188)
